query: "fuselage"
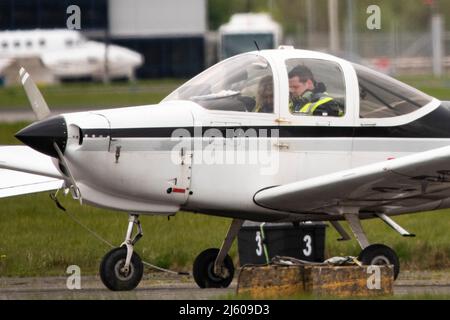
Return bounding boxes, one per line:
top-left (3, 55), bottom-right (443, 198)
top-left (16, 49), bottom-right (450, 222)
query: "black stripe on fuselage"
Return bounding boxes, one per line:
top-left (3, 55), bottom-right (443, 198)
top-left (81, 104), bottom-right (450, 139)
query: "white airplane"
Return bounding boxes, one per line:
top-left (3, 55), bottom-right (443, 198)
top-left (0, 29), bottom-right (143, 81)
top-left (1, 46), bottom-right (448, 291)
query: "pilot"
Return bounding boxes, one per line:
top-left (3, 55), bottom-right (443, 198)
top-left (288, 65), bottom-right (343, 117)
top-left (253, 75), bottom-right (274, 113)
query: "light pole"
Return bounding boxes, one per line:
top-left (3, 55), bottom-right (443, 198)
top-left (103, 27), bottom-right (110, 84)
top-left (306, 0), bottom-right (315, 49)
top-left (430, 0), bottom-right (444, 77)
top-left (328, 0), bottom-right (340, 53)
top-left (346, 0), bottom-right (354, 58)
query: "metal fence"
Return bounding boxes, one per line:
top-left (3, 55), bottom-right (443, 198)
top-left (285, 31), bottom-right (450, 76)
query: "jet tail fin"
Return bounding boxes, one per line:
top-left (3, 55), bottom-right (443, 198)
top-left (19, 67), bottom-right (51, 121)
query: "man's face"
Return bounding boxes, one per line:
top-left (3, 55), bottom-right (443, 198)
top-left (289, 76), bottom-right (313, 98)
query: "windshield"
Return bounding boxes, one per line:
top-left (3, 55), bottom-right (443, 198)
top-left (354, 64), bottom-right (433, 118)
top-left (164, 54), bottom-right (274, 113)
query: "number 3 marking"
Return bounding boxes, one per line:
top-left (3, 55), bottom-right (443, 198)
top-left (256, 231), bottom-right (263, 256)
top-left (303, 235), bottom-right (312, 257)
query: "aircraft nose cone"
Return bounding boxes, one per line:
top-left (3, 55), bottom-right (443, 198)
top-left (15, 116), bottom-right (67, 158)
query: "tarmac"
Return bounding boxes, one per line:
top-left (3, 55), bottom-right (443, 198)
top-left (0, 273), bottom-right (232, 300)
top-left (0, 270), bottom-right (449, 300)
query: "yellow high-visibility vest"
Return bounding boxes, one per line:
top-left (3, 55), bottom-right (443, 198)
top-left (299, 97), bottom-right (334, 114)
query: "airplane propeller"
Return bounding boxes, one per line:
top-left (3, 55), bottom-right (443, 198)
top-left (19, 67), bottom-right (51, 120)
top-left (16, 67), bottom-right (82, 204)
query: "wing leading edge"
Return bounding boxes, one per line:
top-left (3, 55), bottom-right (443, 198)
top-left (254, 145), bottom-right (450, 215)
top-left (0, 145), bottom-right (63, 199)
top-left (0, 169), bottom-right (63, 198)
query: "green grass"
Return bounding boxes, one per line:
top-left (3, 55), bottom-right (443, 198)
top-left (0, 192), bottom-right (449, 277)
top-left (397, 75), bottom-right (450, 100)
top-left (0, 79), bottom-right (184, 109)
top-left (0, 121), bottom-right (29, 144)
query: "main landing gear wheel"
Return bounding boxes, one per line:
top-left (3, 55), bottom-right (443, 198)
top-left (358, 244), bottom-right (400, 280)
top-left (100, 247), bottom-right (144, 291)
top-left (193, 248), bottom-right (235, 288)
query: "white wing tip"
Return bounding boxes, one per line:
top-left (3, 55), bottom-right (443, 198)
top-left (19, 67), bottom-right (26, 76)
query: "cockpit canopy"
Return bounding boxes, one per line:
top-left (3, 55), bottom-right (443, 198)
top-left (164, 51), bottom-right (434, 120)
top-left (164, 54), bottom-right (274, 113)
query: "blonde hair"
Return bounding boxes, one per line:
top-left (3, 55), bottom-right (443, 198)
top-left (255, 75), bottom-right (274, 112)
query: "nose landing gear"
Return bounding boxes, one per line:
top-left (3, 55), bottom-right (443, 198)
top-left (100, 214), bottom-right (144, 291)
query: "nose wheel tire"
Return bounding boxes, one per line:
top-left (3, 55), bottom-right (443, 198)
top-left (358, 244), bottom-right (400, 280)
top-left (100, 247), bottom-right (144, 291)
top-left (193, 248), bottom-right (234, 288)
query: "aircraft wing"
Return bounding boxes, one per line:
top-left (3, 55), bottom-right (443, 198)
top-left (0, 169), bottom-right (63, 198)
top-left (0, 146), bottom-right (62, 178)
top-left (254, 145), bottom-right (450, 215)
top-left (0, 146), bottom-right (64, 198)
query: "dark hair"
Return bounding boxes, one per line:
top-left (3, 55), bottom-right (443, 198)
top-left (288, 65), bottom-right (314, 83)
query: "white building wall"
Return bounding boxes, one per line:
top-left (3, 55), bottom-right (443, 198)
top-left (109, 0), bottom-right (206, 38)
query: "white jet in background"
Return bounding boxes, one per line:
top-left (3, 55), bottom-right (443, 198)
top-left (0, 29), bottom-right (143, 83)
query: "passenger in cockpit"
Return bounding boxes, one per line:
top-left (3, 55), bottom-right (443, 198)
top-left (254, 75), bottom-right (274, 113)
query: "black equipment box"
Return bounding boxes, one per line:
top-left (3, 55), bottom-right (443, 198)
top-left (237, 222), bottom-right (326, 265)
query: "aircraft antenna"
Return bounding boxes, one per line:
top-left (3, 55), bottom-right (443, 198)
top-left (254, 40), bottom-right (260, 51)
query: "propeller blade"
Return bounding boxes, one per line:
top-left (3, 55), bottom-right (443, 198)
top-left (19, 67), bottom-right (51, 121)
top-left (53, 141), bottom-right (82, 204)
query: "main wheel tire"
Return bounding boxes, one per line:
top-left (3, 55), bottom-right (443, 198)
top-left (358, 244), bottom-right (400, 280)
top-left (193, 248), bottom-right (234, 288)
top-left (99, 247), bottom-right (144, 291)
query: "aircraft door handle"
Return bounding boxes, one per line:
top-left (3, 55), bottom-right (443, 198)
top-left (275, 118), bottom-right (291, 124)
top-left (274, 143), bottom-right (289, 150)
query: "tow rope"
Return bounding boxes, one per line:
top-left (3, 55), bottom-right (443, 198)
top-left (50, 192), bottom-right (189, 276)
